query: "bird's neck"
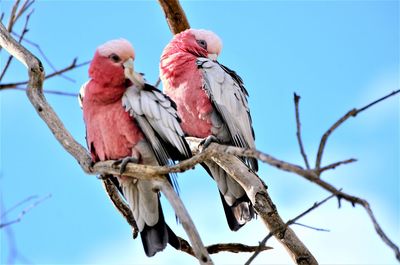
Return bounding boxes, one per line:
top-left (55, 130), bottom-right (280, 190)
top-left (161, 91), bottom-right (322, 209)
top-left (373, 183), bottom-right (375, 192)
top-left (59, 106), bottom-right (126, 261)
top-left (86, 81), bottom-right (126, 104)
top-left (160, 49), bottom-right (198, 88)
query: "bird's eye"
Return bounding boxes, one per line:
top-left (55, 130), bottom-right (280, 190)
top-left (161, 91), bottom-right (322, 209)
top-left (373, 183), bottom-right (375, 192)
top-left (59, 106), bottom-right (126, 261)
top-left (196, 39), bottom-right (207, 49)
top-left (109, 53), bottom-right (121, 63)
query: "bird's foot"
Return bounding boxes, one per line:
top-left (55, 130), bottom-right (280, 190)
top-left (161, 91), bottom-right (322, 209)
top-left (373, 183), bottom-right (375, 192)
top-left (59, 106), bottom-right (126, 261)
top-left (112, 157), bottom-right (139, 175)
top-left (198, 135), bottom-right (219, 151)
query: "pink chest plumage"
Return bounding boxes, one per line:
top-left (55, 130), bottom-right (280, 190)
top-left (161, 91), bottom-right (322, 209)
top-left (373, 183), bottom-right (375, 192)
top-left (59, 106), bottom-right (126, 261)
top-left (162, 56), bottom-right (213, 138)
top-left (83, 84), bottom-right (144, 162)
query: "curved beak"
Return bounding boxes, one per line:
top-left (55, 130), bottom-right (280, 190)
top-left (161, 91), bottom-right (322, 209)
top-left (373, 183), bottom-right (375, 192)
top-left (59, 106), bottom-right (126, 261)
top-left (208, 53), bottom-right (218, 61)
top-left (123, 58), bottom-right (144, 87)
top-left (123, 58), bottom-right (135, 81)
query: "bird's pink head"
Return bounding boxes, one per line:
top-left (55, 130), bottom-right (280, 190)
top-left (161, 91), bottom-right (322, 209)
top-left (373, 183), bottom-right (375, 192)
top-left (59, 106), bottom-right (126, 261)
top-left (165, 29), bottom-right (223, 60)
top-left (89, 39), bottom-right (135, 86)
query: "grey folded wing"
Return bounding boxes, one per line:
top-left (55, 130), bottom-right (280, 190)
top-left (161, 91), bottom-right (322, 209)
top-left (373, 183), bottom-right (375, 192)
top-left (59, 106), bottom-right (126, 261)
top-left (197, 57), bottom-right (258, 171)
top-left (122, 84), bottom-right (191, 166)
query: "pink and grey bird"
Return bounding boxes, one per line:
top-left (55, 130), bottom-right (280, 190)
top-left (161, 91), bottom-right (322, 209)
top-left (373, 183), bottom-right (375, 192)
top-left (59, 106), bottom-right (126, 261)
top-left (160, 29), bottom-right (257, 231)
top-left (81, 39), bottom-right (191, 256)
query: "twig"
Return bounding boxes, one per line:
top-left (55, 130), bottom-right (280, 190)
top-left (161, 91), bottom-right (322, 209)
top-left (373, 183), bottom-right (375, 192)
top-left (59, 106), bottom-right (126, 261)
top-left (10, 32), bottom-right (77, 83)
top-left (1, 195), bottom-right (38, 218)
top-left (315, 89), bottom-right (400, 170)
top-left (177, 236), bottom-right (272, 257)
top-left (0, 194), bottom-right (51, 229)
top-left (11, 87), bottom-right (79, 97)
top-left (357, 89), bottom-right (400, 113)
top-left (318, 158), bottom-right (357, 173)
top-left (245, 193), bottom-right (336, 265)
top-left (293, 222), bottom-right (330, 232)
top-left (0, 196), bottom-right (33, 264)
top-left (13, 0), bottom-right (34, 27)
top-left (0, 6), bottom-right (33, 81)
top-left (0, 59), bottom-right (90, 90)
top-left (309, 178), bottom-right (400, 261)
top-left (294, 93), bottom-right (310, 169)
top-left (154, 77), bottom-right (161, 88)
top-left (6, 0), bottom-right (21, 32)
top-left (0, 0), bottom-right (33, 54)
top-left (207, 243), bottom-right (272, 255)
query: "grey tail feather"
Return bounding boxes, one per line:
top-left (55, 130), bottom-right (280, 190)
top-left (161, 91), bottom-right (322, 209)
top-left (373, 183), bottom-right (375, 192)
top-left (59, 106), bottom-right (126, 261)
top-left (140, 199), bottom-right (181, 257)
top-left (201, 163), bottom-right (255, 231)
top-left (219, 192), bottom-right (254, 231)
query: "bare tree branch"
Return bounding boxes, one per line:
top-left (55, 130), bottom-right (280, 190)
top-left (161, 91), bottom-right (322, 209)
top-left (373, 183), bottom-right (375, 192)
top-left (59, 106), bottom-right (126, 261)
top-left (292, 222), bottom-right (330, 232)
top-left (12, 0), bottom-right (34, 29)
top-left (92, 130), bottom-right (399, 262)
top-left (245, 193), bottom-right (336, 265)
top-left (1, 0), bottom-right (398, 263)
top-left (12, 86), bottom-right (79, 97)
top-left (155, 177), bottom-right (212, 264)
top-left (157, 0), bottom-right (190, 34)
top-left (100, 176), bottom-right (273, 258)
top-left (319, 158), bottom-right (357, 173)
top-left (315, 89), bottom-right (400, 170)
top-left (0, 194), bottom-right (51, 229)
top-left (1, 195), bottom-right (38, 218)
top-left (154, 77), bottom-right (161, 88)
top-left (294, 93), bottom-right (310, 169)
top-left (0, 2), bottom-right (33, 81)
top-left (10, 32), bottom-right (78, 82)
top-left (309, 178), bottom-right (400, 260)
top-left (0, 59), bottom-right (90, 90)
top-left (6, 0), bottom-right (21, 33)
top-left (205, 145), bottom-right (318, 264)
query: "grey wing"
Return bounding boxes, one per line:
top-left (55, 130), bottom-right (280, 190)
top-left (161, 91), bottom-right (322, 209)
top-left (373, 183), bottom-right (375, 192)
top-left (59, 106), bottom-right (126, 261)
top-left (122, 85), bottom-right (191, 164)
top-left (197, 58), bottom-right (257, 170)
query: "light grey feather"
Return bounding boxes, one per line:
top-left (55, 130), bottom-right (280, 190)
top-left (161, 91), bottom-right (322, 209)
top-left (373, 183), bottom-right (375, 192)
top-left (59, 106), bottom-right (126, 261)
top-left (197, 58), bottom-right (255, 151)
top-left (204, 161), bottom-right (245, 206)
top-left (120, 141), bottom-right (161, 231)
top-left (122, 85), bottom-right (190, 159)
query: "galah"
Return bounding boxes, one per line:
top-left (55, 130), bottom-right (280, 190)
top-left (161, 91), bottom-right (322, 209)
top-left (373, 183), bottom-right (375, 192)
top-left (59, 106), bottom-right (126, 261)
top-left (160, 29), bottom-right (258, 231)
top-left (81, 39), bottom-right (191, 257)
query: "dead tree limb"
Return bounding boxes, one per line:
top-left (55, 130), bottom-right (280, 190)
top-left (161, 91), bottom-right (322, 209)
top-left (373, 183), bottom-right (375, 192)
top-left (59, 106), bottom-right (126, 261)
top-left (315, 89), bottom-right (400, 171)
top-left (0, 0), bottom-right (34, 79)
top-left (1, 0), bottom-right (398, 262)
top-left (245, 193), bottom-right (336, 265)
top-left (294, 93), bottom-right (310, 169)
top-left (157, 0), bottom-right (190, 34)
top-left (100, 177), bottom-right (273, 258)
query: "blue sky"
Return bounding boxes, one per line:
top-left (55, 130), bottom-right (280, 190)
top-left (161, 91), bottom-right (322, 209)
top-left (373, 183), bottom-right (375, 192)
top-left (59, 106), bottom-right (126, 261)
top-left (1, 0), bottom-right (399, 264)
